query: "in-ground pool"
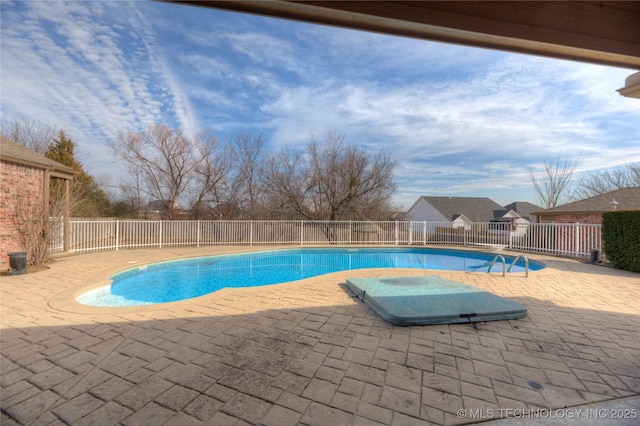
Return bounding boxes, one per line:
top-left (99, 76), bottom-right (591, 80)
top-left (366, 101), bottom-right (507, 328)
top-left (78, 247), bottom-right (545, 307)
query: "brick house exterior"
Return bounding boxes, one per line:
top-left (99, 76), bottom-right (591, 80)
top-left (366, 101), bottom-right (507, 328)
top-left (0, 136), bottom-right (74, 271)
top-left (532, 187), bottom-right (640, 257)
top-left (532, 187), bottom-right (640, 224)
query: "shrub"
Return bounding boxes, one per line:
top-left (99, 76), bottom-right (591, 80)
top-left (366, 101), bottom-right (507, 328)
top-left (602, 210), bottom-right (640, 272)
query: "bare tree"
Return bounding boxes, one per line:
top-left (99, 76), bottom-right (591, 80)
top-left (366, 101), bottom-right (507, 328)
top-left (575, 162), bottom-right (640, 198)
top-left (11, 175), bottom-right (68, 266)
top-left (113, 125), bottom-right (195, 219)
top-left (114, 168), bottom-right (147, 217)
top-left (187, 130), bottom-right (230, 219)
top-left (0, 115), bottom-right (58, 154)
top-left (261, 132), bottom-right (398, 221)
top-left (308, 131), bottom-right (397, 220)
top-left (262, 148), bottom-right (313, 219)
top-left (228, 132), bottom-right (266, 219)
top-left (112, 124), bottom-right (228, 219)
top-left (529, 155), bottom-right (581, 209)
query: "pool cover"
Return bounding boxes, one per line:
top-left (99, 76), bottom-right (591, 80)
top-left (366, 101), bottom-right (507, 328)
top-left (346, 276), bottom-right (527, 326)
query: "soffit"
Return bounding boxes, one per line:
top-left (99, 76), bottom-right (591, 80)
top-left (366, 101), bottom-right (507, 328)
top-left (171, 1), bottom-right (640, 69)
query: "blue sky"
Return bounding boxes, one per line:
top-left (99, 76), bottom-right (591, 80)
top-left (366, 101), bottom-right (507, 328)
top-left (2, 0), bottom-right (639, 209)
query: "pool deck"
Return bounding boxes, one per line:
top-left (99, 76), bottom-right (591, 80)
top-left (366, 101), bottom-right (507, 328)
top-left (1, 246), bottom-right (639, 425)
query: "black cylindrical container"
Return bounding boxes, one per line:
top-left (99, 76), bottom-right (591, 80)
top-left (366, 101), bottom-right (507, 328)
top-left (8, 252), bottom-right (27, 275)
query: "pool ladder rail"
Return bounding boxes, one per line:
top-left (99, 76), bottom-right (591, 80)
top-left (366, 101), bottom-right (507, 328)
top-left (489, 254), bottom-right (529, 277)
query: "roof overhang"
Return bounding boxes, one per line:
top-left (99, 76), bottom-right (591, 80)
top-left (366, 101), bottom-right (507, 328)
top-left (1, 136), bottom-right (75, 179)
top-left (168, 1), bottom-right (640, 69)
top-left (2, 155), bottom-right (76, 180)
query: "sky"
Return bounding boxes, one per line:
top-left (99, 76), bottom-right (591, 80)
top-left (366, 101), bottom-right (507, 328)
top-left (1, 0), bottom-right (639, 210)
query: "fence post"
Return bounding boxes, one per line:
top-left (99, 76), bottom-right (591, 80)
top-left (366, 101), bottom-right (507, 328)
top-left (115, 220), bottom-right (119, 251)
top-left (575, 222), bottom-right (580, 257)
top-left (395, 221), bottom-right (399, 245)
top-left (197, 220), bottom-right (201, 247)
top-left (463, 224), bottom-right (467, 247)
top-left (300, 220), bottom-right (304, 246)
top-left (250, 221), bottom-right (253, 246)
top-left (349, 221), bottom-right (352, 245)
top-left (159, 221), bottom-right (163, 248)
top-left (408, 221), bottom-right (413, 245)
top-left (423, 221), bottom-right (427, 245)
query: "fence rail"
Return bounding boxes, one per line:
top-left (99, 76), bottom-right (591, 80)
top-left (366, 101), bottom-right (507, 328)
top-left (50, 219), bottom-right (602, 259)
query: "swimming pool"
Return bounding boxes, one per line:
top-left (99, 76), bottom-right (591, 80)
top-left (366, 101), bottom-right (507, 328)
top-left (77, 247), bottom-right (544, 307)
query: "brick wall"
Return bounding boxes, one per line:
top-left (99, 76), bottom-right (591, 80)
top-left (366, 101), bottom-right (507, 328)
top-left (555, 213), bottom-right (603, 224)
top-left (547, 213), bottom-right (603, 256)
top-left (0, 161), bottom-right (44, 270)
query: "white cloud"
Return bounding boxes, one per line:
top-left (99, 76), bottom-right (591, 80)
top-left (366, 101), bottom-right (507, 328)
top-left (254, 47), bottom-right (638, 208)
top-left (0, 0), bottom-right (203, 176)
top-left (2, 1), bottom-right (637, 207)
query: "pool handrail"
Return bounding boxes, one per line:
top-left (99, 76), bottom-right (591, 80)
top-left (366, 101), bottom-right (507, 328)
top-left (507, 254), bottom-right (529, 277)
top-left (488, 254), bottom-right (506, 277)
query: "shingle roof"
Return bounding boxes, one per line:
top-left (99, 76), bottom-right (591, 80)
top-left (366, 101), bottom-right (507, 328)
top-left (533, 187), bottom-right (640, 214)
top-left (419, 196), bottom-right (503, 222)
top-left (0, 136), bottom-right (75, 176)
top-left (503, 201), bottom-right (542, 220)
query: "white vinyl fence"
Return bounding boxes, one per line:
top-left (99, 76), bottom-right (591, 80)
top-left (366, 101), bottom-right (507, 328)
top-left (50, 219), bottom-right (602, 259)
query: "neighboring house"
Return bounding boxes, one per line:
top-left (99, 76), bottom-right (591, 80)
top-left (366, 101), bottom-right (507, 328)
top-left (532, 187), bottom-right (640, 224)
top-left (406, 196), bottom-right (505, 223)
top-left (450, 214), bottom-right (473, 230)
top-left (496, 201), bottom-right (542, 222)
top-left (146, 200), bottom-right (182, 213)
top-left (488, 201), bottom-right (541, 236)
top-left (145, 200), bottom-right (184, 218)
top-left (0, 136), bottom-right (75, 270)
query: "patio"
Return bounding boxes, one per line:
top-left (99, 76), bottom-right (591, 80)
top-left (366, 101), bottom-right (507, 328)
top-left (1, 246), bottom-right (639, 425)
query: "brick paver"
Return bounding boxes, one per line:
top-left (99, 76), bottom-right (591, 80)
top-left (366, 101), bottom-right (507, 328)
top-left (1, 246), bottom-right (639, 425)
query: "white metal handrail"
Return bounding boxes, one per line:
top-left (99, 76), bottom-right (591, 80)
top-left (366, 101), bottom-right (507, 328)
top-left (507, 254), bottom-right (529, 277)
top-left (488, 254), bottom-right (506, 277)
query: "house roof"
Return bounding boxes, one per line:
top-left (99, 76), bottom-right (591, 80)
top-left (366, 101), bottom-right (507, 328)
top-left (502, 201), bottom-right (542, 220)
top-left (415, 196), bottom-right (504, 222)
top-left (0, 136), bottom-right (75, 178)
top-left (147, 200), bottom-right (184, 211)
top-left (533, 187), bottom-right (640, 215)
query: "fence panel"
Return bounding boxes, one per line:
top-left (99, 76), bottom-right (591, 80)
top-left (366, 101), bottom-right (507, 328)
top-left (515, 223), bottom-right (557, 255)
top-left (199, 221), bottom-right (252, 245)
top-left (162, 221), bottom-right (199, 246)
top-left (52, 219), bottom-right (602, 259)
top-left (49, 217), bottom-right (65, 253)
top-left (300, 222), bottom-right (347, 244)
top-left (69, 220), bottom-right (117, 252)
top-left (578, 224), bottom-right (602, 256)
top-left (119, 220), bottom-right (158, 249)
top-left (247, 221), bottom-right (299, 245)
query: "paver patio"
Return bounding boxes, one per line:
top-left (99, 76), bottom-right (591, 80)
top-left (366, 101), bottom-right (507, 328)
top-left (1, 246), bottom-right (639, 425)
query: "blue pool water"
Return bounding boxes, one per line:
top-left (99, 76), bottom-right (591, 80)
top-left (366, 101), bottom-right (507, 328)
top-left (78, 247), bottom-right (545, 307)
